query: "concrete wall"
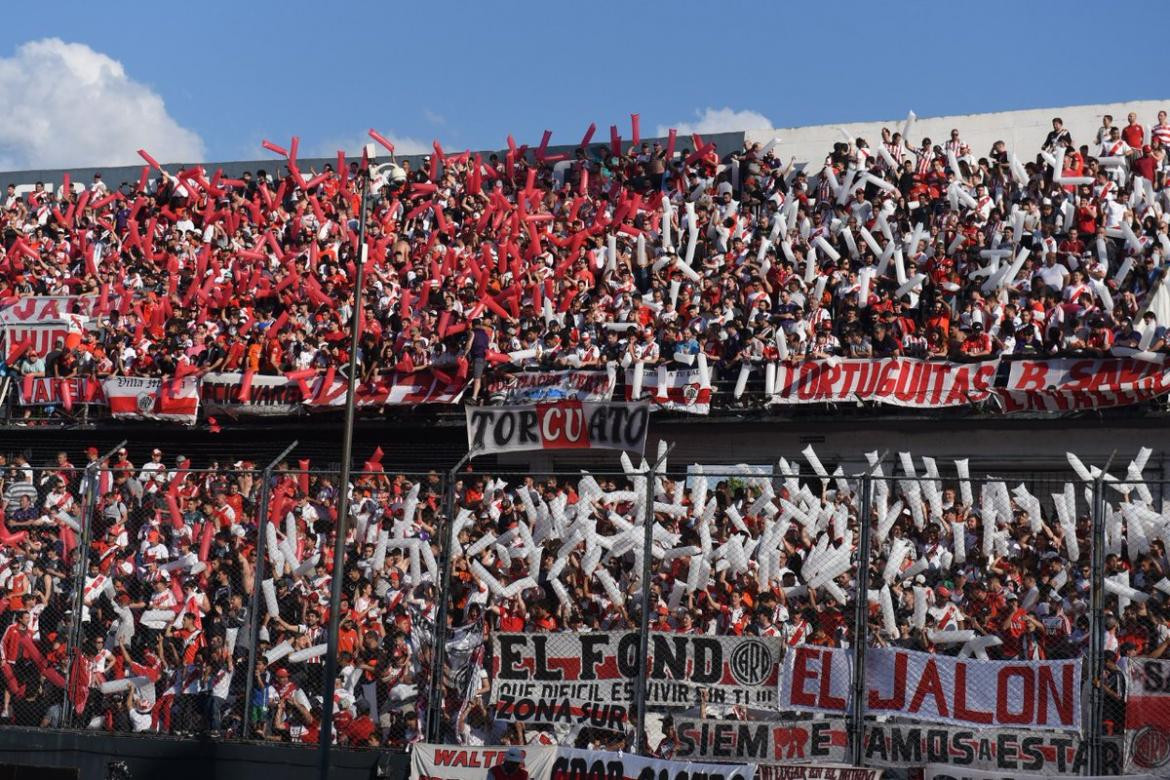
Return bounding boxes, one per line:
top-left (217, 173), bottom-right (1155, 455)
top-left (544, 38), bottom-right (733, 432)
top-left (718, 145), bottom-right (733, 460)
top-left (0, 726), bottom-right (403, 780)
top-left (744, 99), bottom-right (1170, 167)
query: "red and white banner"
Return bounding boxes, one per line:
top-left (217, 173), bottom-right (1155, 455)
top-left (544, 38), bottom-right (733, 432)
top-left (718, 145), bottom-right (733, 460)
top-left (411, 744), bottom-right (754, 780)
top-left (778, 646), bottom-right (1081, 732)
top-left (467, 401), bottom-right (649, 455)
top-left (625, 366), bottom-right (711, 414)
top-left (17, 376), bottom-right (105, 407)
top-left (769, 358), bottom-right (1000, 407)
top-left (484, 368), bottom-right (616, 403)
top-left (307, 369), bottom-right (465, 407)
top-left (999, 357), bottom-right (1170, 412)
top-left (1125, 657), bottom-right (1170, 775)
top-left (101, 376), bottom-right (200, 424)
top-left (201, 371), bottom-right (308, 416)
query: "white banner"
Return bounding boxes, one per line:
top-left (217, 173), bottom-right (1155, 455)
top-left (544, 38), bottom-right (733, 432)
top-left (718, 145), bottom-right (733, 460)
top-left (201, 371), bottom-right (306, 416)
top-left (467, 401), bottom-right (649, 455)
top-left (923, 765), bottom-right (1153, 780)
top-left (863, 723), bottom-right (1115, 775)
top-left (778, 646), bottom-right (1081, 732)
top-left (757, 766), bottom-right (880, 780)
top-left (672, 717), bottom-right (848, 764)
top-left (769, 358), bottom-right (999, 407)
top-left (410, 744), bottom-right (754, 780)
top-left (490, 632), bottom-right (780, 724)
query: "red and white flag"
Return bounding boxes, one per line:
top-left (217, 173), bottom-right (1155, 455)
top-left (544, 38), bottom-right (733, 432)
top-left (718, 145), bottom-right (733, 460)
top-left (624, 366), bottom-right (711, 415)
top-left (102, 376), bottom-right (200, 424)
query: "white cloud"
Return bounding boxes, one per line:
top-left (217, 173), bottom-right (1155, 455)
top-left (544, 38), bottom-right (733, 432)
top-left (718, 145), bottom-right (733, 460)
top-left (656, 107), bottom-right (774, 137)
top-left (422, 109), bottom-right (446, 127)
top-left (0, 38), bottom-right (204, 170)
top-left (308, 131), bottom-right (432, 159)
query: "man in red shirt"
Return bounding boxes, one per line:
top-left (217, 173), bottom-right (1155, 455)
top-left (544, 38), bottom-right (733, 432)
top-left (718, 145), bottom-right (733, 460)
top-left (1122, 111), bottom-right (1146, 149)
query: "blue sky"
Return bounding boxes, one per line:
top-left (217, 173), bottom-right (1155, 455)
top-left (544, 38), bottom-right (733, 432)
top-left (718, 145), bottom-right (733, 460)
top-left (0, 0), bottom-right (1167, 168)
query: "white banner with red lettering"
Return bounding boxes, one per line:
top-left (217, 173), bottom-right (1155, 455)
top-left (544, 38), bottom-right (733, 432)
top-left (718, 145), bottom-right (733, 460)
top-left (998, 357), bottom-right (1170, 412)
top-left (306, 369), bottom-right (465, 407)
top-left (101, 375), bottom-right (200, 424)
top-left (778, 646), bottom-right (1081, 732)
top-left (624, 366), bottom-right (711, 414)
top-left (17, 377), bottom-right (105, 407)
top-left (467, 401), bottom-right (649, 455)
top-left (769, 358), bottom-right (1000, 407)
top-left (410, 744), bottom-right (754, 780)
top-left (0, 295), bottom-right (96, 356)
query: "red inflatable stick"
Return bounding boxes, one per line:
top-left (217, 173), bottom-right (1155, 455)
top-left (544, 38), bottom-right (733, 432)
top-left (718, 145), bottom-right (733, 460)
top-left (536, 130), bottom-right (552, 161)
top-left (610, 125), bottom-right (621, 157)
top-left (631, 114), bottom-right (641, 147)
top-left (58, 379), bottom-right (73, 413)
top-left (261, 139), bottom-right (289, 157)
top-left (368, 129), bottom-right (395, 154)
top-left (580, 122), bottom-right (596, 149)
top-left (297, 459), bottom-right (311, 497)
top-left (166, 493), bottom-right (184, 530)
top-left (198, 519), bottom-right (214, 562)
top-left (137, 149), bottom-right (163, 171)
top-left (238, 370), bottom-right (254, 402)
top-left (665, 128), bottom-right (677, 161)
top-left (685, 143), bottom-right (716, 166)
top-left (288, 136), bottom-right (299, 165)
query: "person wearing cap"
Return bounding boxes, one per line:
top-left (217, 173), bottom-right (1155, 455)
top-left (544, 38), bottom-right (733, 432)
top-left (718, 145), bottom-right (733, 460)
top-left (488, 746), bottom-right (527, 780)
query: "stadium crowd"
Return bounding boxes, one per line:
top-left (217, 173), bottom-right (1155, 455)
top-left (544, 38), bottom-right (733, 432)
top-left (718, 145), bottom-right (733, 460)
top-left (0, 440), bottom-right (1155, 751)
top-left (3, 109), bottom-right (1170, 406)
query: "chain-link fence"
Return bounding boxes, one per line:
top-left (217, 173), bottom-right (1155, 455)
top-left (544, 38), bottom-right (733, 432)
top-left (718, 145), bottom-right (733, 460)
top-left (2, 443), bottom-right (1170, 778)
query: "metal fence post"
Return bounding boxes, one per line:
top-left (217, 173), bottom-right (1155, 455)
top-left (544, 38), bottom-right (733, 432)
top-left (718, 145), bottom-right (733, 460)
top-left (242, 441), bottom-right (299, 740)
top-left (428, 451), bottom-right (476, 743)
top-left (849, 472), bottom-right (874, 767)
top-left (1088, 474), bottom-right (1107, 775)
top-left (61, 439), bottom-right (126, 729)
top-left (636, 443), bottom-right (674, 754)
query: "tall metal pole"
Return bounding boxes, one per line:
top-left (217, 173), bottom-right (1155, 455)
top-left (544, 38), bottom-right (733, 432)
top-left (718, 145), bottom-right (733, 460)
top-left (242, 440), bottom-right (299, 739)
top-left (426, 448), bottom-right (477, 743)
top-left (849, 472), bottom-right (875, 766)
top-left (1087, 449), bottom-right (1115, 776)
top-left (1088, 476), bottom-right (1107, 776)
top-left (317, 170), bottom-right (370, 778)
top-left (636, 442), bottom-right (675, 754)
top-left (61, 438), bottom-right (125, 727)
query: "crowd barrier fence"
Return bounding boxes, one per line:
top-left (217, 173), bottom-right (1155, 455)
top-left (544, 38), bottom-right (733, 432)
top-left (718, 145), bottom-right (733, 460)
top-left (0, 453), bottom-right (1166, 777)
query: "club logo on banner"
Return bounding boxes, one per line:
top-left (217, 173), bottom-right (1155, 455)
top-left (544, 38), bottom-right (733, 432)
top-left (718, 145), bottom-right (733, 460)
top-left (863, 723), bottom-right (1116, 775)
top-left (490, 632), bottom-right (780, 725)
top-left (101, 376), bottom-right (200, 425)
top-left (778, 646), bottom-right (1081, 732)
top-left (1125, 657), bottom-right (1170, 774)
top-left (410, 744), bottom-right (755, 780)
top-left (999, 357), bottom-right (1170, 412)
top-left (467, 401), bottom-right (649, 455)
top-left (484, 369), bottom-right (616, 404)
top-left (769, 358), bottom-right (999, 407)
top-left (670, 717), bottom-right (848, 764)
